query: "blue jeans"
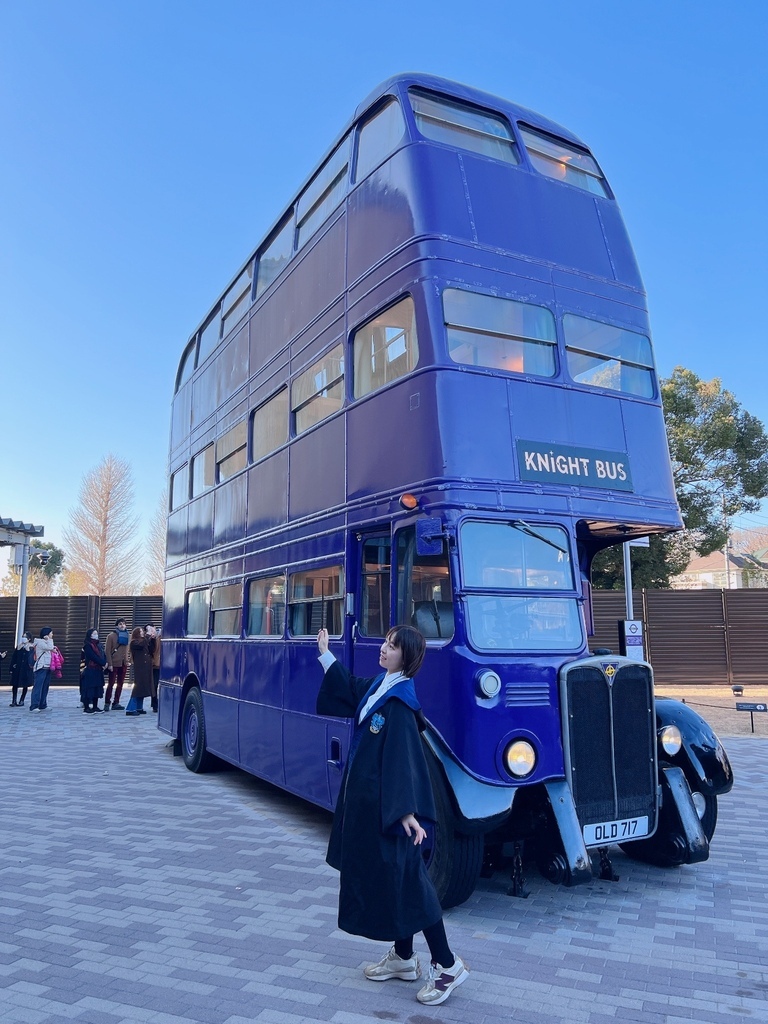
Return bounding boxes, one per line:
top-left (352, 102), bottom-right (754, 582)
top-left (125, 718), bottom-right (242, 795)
top-left (30, 669), bottom-right (51, 710)
top-left (126, 695), bottom-right (145, 712)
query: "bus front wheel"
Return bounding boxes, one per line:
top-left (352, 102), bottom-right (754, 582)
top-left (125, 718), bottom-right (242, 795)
top-left (424, 761), bottom-right (484, 909)
top-left (181, 688), bottom-right (216, 773)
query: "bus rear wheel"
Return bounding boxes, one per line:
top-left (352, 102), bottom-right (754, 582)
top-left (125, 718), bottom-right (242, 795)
top-left (181, 687), bottom-right (216, 773)
top-left (424, 760), bottom-right (484, 909)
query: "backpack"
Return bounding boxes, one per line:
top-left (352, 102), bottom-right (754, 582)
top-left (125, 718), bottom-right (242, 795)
top-left (50, 647), bottom-right (64, 676)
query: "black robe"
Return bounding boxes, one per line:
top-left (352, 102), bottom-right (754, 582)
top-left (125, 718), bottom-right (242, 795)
top-left (317, 661), bottom-right (443, 941)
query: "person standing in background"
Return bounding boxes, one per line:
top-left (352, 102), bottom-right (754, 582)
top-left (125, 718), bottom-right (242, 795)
top-left (80, 629), bottom-right (107, 714)
top-left (125, 626), bottom-right (153, 716)
top-left (29, 627), bottom-right (55, 713)
top-left (10, 634), bottom-right (33, 706)
top-left (145, 624), bottom-right (161, 712)
top-left (104, 618), bottom-right (130, 711)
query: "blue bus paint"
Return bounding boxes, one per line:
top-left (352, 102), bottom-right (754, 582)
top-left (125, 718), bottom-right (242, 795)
top-left (159, 74), bottom-right (732, 904)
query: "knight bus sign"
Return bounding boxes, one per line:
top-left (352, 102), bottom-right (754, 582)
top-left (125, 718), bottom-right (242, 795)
top-left (158, 73), bottom-right (734, 906)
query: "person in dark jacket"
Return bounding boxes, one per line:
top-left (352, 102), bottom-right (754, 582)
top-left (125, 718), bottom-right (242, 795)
top-left (9, 633), bottom-right (33, 706)
top-left (316, 624), bottom-right (468, 1006)
top-left (80, 630), bottom-right (107, 713)
top-left (125, 627), bottom-right (153, 715)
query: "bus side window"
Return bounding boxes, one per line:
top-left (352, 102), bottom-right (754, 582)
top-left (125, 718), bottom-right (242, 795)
top-left (360, 537), bottom-right (391, 637)
top-left (247, 575), bottom-right (286, 637)
top-left (396, 527), bottom-right (454, 641)
top-left (288, 565), bottom-right (344, 636)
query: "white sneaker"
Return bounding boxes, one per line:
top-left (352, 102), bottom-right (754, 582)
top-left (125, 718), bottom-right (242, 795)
top-left (416, 956), bottom-right (468, 1004)
top-left (364, 946), bottom-right (421, 982)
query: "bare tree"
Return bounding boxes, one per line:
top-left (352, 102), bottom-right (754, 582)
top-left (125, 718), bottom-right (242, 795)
top-left (143, 489), bottom-right (167, 595)
top-left (63, 455), bottom-right (142, 595)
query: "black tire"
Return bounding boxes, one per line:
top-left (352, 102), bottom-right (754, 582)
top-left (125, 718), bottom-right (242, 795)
top-left (423, 758), bottom-right (484, 909)
top-left (181, 688), bottom-right (216, 773)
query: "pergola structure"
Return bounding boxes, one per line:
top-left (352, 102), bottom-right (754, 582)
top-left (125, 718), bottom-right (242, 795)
top-left (0, 517), bottom-right (45, 645)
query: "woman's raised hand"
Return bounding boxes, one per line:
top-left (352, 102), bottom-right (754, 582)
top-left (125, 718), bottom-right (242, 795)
top-left (317, 628), bottom-right (329, 655)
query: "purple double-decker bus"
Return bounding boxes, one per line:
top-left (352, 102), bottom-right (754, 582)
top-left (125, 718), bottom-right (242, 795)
top-left (159, 74), bottom-right (732, 906)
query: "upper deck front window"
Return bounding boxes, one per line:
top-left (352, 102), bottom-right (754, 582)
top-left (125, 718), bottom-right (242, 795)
top-left (443, 289), bottom-right (556, 376)
top-left (519, 126), bottom-right (609, 197)
top-left (409, 88), bottom-right (519, 165)
top-left (564, 314), bottom-right (655, 398)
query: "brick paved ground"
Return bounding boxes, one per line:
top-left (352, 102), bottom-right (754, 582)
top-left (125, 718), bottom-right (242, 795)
top-left (1, 686), bottom-right (766, 1024)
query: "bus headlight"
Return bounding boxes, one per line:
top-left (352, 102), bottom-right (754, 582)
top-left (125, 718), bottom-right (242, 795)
top-left (659, 724), bottom-right (682, 756)
top-left (476, 670), bottom-right (501, 698)
top-left (503, 740), bottom-right (537, 778)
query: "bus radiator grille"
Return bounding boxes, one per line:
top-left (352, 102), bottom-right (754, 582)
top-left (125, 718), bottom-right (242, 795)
top-left (561, 662), bottom-right (657, 830)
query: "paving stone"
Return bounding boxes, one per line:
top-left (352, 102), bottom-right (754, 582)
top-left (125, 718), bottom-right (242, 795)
top-left (1, 686), bottom-right (766, 1024)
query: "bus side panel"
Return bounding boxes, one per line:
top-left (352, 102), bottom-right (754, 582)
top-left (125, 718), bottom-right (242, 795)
top-left (214, 475), bottom-right (247, 548)
top-left (202, 642), bottom-right (240, 763)
top-left (247, 452), bottom-right (288, 536)
top-left (288, 417), bottom-right (345, 522)
top-left (239, 643), bottom-right (285, 785)
top-left (347, 150), bottom-right (418, 279)
top-left (283, 643), bottom-right (334, 809)
top-left (347, 378), bottom-right (440, 501)
top-left (187, 492), bottom-right (214, 557)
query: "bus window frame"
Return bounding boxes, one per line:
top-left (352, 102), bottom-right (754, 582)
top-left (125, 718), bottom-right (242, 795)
top-left (185, 588), bottom-right (211, 638)
top-left (288, 563), bottom-right (345, 637)
top-left (352, 294), bottom-right (419, 400)
top-left (353, 96), bottom-right (407, 184)
top-left (408, 87), bottom-right (520, 166)
top-left (211, 582), bottom-right (243, 638)
top-left (250, 387), bottom-right (289, 464)
top-left (246, 573), bottom-right (287, 638)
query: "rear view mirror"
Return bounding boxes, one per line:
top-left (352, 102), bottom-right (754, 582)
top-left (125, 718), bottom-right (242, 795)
top-left (416, 517), bottom-right (443, 556)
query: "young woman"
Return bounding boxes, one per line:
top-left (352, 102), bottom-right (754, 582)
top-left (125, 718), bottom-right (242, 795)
top-left (125, 626), bottom-right (153, 715)
top-left (80, 630), bottom-right (107, 713)
top-left (9, 633), bottom-right (33, 706)
top-left (29, 627), bottom-right (55, 712)
top-left (316, 624), bottom-right (468, 1006)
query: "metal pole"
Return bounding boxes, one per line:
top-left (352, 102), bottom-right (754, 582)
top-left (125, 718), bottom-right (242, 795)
top-left (14, 539), bottom-right (30, 646)
top-left (623, 541), bottom-right (633, 620)
top-left (722, 491), bottom-right (731, 589)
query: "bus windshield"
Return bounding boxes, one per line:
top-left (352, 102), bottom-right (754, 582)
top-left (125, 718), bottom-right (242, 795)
top-left (461, 521), bottom-right (582, 651)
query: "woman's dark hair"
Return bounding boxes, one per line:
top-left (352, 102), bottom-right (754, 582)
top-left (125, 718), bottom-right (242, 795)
top-left (131, 626), bottom-right (143, 641)
top-left (83, 630), bottom-right (97, 648)
top-left (386, 625), bottom-right (426, 678)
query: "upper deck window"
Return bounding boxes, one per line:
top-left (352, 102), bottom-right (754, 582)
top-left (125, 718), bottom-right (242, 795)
top-left (216, 421), bottom-right (247, 481)
top-left (170, 464), bottom-right (189, 510)
top-left (353, 296), bottom-right (419, 398)
top-left (564, 315), bottom-right (655, 398)
top-left (289, 564), bottom-right (344, 636)
top-left (255, 215), bottom-right (294, 299)
top-left (519, 126), bottom-right (609, 197)
top-left (251, 388), bottom-right (289, 462)
top-left (409, 88), bottom-right (519, 165)
top-left (291, 345), bottom-right (344, 435)
top-left (197, 307), bottom-right (222, 365)
top-left (355, 99), bottom-right (406, 181)
top-left (191, 444), bottom-right (215, 496)
top-left (211, 583), bottom-right (242, 636)
top-left (221, 263), bottom-right (254, 337)
top-left (443, 289), bottom-right (556, 377)
top-left (296, 137), bottom-right (350, 249)
top-left (176, 338), bottom-right (197, 392)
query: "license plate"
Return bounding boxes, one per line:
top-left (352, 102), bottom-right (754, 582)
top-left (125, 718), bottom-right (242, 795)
top-left (583, 815), bottom-right (649, 846)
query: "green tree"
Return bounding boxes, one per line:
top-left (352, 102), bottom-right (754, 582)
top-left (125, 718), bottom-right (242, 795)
top-left (592, 367), bottom-right (768, 589)
top-left (0, 542), bottom-right (65, 596)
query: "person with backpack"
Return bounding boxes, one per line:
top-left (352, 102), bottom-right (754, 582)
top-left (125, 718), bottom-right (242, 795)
top-left (104, 619), bottom-right (130, 711)
top-left (9, 633), bottom-right (34, 706)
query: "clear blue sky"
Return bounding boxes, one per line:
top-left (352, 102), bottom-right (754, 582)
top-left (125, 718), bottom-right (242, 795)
top-left (2, 0), bottom-right (767, 558)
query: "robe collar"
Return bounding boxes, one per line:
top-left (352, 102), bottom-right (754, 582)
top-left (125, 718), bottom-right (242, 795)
top-left (356, 672), bottom-right (421, 725)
